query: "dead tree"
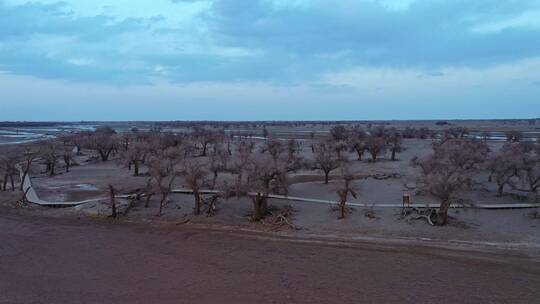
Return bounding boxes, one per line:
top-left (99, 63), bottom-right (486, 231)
top-left (348, 127), bottom-right (367, 161)
top-left (181, 161), bottom-right (210, 215)
top-left (119, 142), bottom-right (148, 176)
top-left (228, 144), bottom-right (252, 191)
top-left (261, 138), bottom-right (285, 159)
top-left (208, 151), bottom-right (229, 189)
top-left (335, 164), bottom-right (357, 219)
top-left (147, 148), bottom-right (182, 216)
top-left (413, 139), bottom-right (489, 225)
top-left (513, 143), bottom-right (540, 202)
top-left (486, 143), bottom-right (520, 196)
top-left (386, 129), bottom-right (405, 161)
top-left (0, 149), bottom-right (18, 191)
top-left (244, 154), bottom-right (289, 221)
top-left (329, 125), bottom-right (349, 141)
top-left (192, 128), bottom-right (216, 157)
top-left (19, 148), bottom-right (39, 191)
top-left (226, 150), bottom-right (294, 221)
top-left (313, 142), bottom-right (340, 184)
top-left (62, 145), bottom-right (74, 173)
top-left (442, 127), bottom-right (469, 140)
top-left (366, 135), bottom-right (387, 162)
top-left (84, 127), bottom-right (117, 161)
top-left (42, 143), bottom-right (60, 177)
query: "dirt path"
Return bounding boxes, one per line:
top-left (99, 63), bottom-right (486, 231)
top-left (1, 213), bottom-right (539, 304)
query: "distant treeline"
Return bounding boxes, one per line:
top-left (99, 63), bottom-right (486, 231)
top-left (0, 122), bottom-right (67, 127)
top-left (0, 119), bottom-right (538, 129)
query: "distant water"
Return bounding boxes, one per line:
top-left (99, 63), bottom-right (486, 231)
top-left (0, 124), bottom-right (95, 146)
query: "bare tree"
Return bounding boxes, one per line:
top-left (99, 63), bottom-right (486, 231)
top-left (42, 143), bottom-right (60, 177)
top-left (329, 125), bottom-right (349, 141)
top-left (413, 139), bottom-right (489, 225)
top-left (513, 143), bottom-right (540, 201)
top-left (58, 132), bottom-right (83, 155)
top-left (369, 125), bottom-right (387, 138)
top-left (386, 129), bottom-right (405, 161)
top-left (192, 127), bottom-right (216, 157)
top-left (245, 154), bottom-right (289, 221)
top-left (335, 162), bottom-right (357, 219)
top-left (366, 136), bottom-right (387, 162)
top-left (146, 148), bottom-right (182, 216)
top-left (313, 142), bottom-right (341, 184)
top-left (442, 127), bottom-right (469, 141)
top-left (0, 149), bottom-right (18, 191)
top-left (208, 151), bottom-right (229, 189)
top-left (119, 141), bottom-right (148, 176)
top-left (19, 148), bottom-right (39, 191)
top-left (261, 138), bottom-right (285, 159)
top-left (60, 139), bottom-right (75, 173)
top-left (286, 139), bottom-right (301, 159)
top-left (84, 127), bottom-right (118, 161)
top-left (348, 127), bottom-right (367, 161)
top-left (180, 161), bottom-right (210, 215)
top-left (229, 144), bottom-right (252, 191)
top-left (486, 143), bottom-right (520, 196)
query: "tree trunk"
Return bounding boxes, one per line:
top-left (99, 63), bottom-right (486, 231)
top-left (497, 183), bottom-right (504, 197)
top-left (201, 143), bottom-right (207, 157)
top-left (194, 191), bottom-right (201, 215)
top-left (99, 149), bottom-right (112, 161)
top-left (145, 193), bottom-right (153, 208)
top-left (2, 173), bottom-right (7, 191)
top-left (355, 147), bottom-right (363, 161)
top-left (109, 185), bottom-right (117, 219)
top-left (134, 161), bottom-right (139, 176)
top-left (20, 171), bottom-right (28, 191)
top-left (391, 150), bottom-right (396, 161)
top-left (261, 197), bottom-right (268, 215)
top-left (212, 171), bottom-right (218, 189)
top-left (158, 194), bottom-right (167, 217)
top-left (9, 174), bottom-right (14, 191)
top-left (338, 201), bottom-right (346, 219)
top-left (437, 199), bottom-right (450, 225)
top-left (324, 171), bottom-right (330, 184)
top-left (251, 194), bottom-right (267, 221)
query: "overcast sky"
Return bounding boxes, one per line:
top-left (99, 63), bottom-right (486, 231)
top-left (0, 0), bottom-right (539, 121)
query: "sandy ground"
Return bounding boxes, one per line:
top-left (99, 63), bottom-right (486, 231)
top-left (1, 212), bottom-right (539, 304)
top-left (13, 139), bottom-right (537, 249)
top-left (2, 122), bottom-right (540, 303)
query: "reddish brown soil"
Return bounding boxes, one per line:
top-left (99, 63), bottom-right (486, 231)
top-left (1, 212), bottom-right (539, 304)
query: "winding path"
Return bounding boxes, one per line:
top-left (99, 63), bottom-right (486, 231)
top-left (19, 169), bottom-right (540, 210)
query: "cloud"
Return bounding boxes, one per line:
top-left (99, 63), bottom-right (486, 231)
top-left (0, 0), bottom-right (539, 85)
top-left (207, 0), bottom-right (540, 68)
